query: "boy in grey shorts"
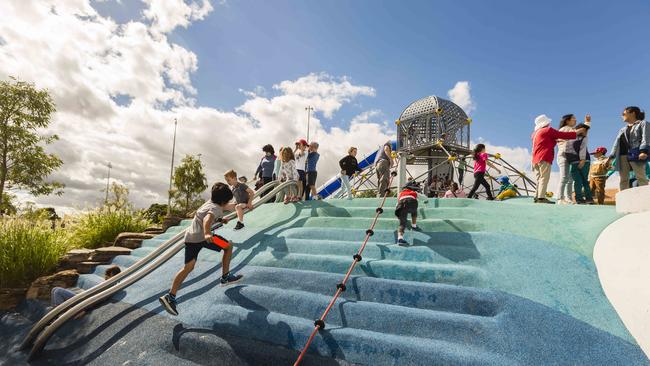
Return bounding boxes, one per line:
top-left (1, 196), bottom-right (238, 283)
top-left (159, 183), bottom-right (243, 316)
top-left (224, 169), bottom-right (254, 230)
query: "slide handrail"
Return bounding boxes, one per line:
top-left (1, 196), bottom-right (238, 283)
top-left (27, 180), bottom-right (297, 360)
top-left (20, 179), bottom-right (280, 352)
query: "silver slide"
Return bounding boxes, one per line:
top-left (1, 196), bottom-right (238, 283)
top-left (23, 180), bottom-right (290, 359)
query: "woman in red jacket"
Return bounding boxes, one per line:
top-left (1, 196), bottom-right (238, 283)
top-left (531, 114), bottom-right (585, 203)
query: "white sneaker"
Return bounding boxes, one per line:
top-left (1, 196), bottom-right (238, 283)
top-left (557, 199), bottom-right (567, 205)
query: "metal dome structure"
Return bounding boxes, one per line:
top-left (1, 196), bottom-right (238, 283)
top-left (397, 95), bottom-right (471, 159)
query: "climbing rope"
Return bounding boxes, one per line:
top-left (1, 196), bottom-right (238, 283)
top-left (293, 170), bottom-right (398, 365)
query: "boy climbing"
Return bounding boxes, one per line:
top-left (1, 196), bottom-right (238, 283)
top-left (395, 181), bottom-right (421, 246)
top-left (495, 176), bottom-right (519, 201)
top-left (159, 183), bottom-right (243, 316)
top-left (224, 169), bottom-right (254, 230)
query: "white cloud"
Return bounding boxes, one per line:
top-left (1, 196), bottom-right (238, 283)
top-left (143, 0), bottom-right (214, 34)
top-left (0, 0), bottom-right (391, 211)
top-left (447, 81), bottom-right (476, 114)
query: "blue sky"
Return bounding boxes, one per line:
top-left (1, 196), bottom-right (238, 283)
top-left (94, 0), bottom-right (650, 151)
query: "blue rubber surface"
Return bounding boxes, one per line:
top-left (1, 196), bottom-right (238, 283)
top-left (65, 197), bottom-right (649, 365)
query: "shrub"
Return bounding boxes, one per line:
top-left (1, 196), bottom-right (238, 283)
top-left (69, 209), bottom-right (150, 249)
top-left (0, 218), bottom-right (70, 288)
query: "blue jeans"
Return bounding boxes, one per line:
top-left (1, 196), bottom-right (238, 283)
top-left (51, 287), bottom-right (76, 307)
top-left (570, 162), bottom-right (593, 201)
top-left (340, 175), bottom-right (353, 199)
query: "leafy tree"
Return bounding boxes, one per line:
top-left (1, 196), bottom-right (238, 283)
top-left (102, 181), bottom-right (132, 212)
top-left (0, 77), bottom-right (64, 215)
top-left (171, 154), bottom-right (207, 215)
top-left (0, 192), bottom-right (17, 215)
top-left (144, 203), bottom-right (168, 224)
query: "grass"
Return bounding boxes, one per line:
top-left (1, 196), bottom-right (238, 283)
top-left (68, 209), bottom-right (150, 249)
top-left (0, 209), bottom-right (151, 289)
top-left (0, 218), bottom-right (70, 288)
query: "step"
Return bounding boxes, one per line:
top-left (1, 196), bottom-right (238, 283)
top-left (280, 227), bottom-right (483, 245)
top-left (307, 206), bottom-right (469, 219)
top-left (298, 217), bottom-right (482, 232)
top-left (242, 252), bottom-right (487, 286)
top-left (225, 266), bottom-right (501, 317)
top-left (183, 303), bottom-right (512, 366)
top-left (259, 237), bottom-right (482, 264)
top-left (319, 198), bottom-right (476, 208)
top-left (209, 284), bottom-right (499, 344)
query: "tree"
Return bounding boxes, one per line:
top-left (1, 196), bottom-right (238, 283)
top-left (101, 181), bottom-right (131, 211)
top-left (171, 154), bottom-right (207, 215)
top-left (0, 192), bottom-right (17, 215)
top-left (0, 77), bottom-right (64, 215)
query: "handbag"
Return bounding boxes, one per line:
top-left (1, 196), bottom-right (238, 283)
top-left (628, 148), bottom-right (641, 162)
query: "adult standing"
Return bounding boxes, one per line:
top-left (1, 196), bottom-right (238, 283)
top-left (339, 147), bottom-right (362, 199)
top-left (294, 139), bottom-right (308, 200)
top-left (254, 144), bottom-right (276, 197)
top-left (608, 106), bottom-right (649, 190)
top-left (556, 114), bottom-right (580, 204)
top-left (375, 141), bottom-right (394, 198)
top-left (531, 114), bottom-right (584, 204)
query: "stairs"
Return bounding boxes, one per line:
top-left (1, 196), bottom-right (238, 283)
top-left (69, 198), bottom-right (648, 365)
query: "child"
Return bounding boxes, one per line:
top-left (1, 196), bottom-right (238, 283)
top-left (238, 176), bottom-right (248, 184)
top-left (273, 147), bottom-right (283, 181)
top-left (467, 144), bottom-right (501, 200)
top-left (279, 147), bottom-right (300, 203)
top-left (306, 142), bottom-right (320, 200)
top-left (395, 181), bottom-right (421, 246)
top-left (443, 182), bottom-right (467, 198)
top-left (565, 123), bottom-right (594, 204)
top-left (294, 139), bottom-right (308, 201)
top-left (589, 147), bottom-right (612, 205)
top-left (159, 183), bottom-right (243, 316)
top-left (224, 170), bottom-right (254, 230)
top-left (495, 176), bottom-right (518, 200)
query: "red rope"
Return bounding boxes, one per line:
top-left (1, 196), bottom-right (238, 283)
top-left (293, 171), bottom-right (396, 366)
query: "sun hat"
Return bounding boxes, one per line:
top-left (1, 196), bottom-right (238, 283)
top-left (496, 176), bottom-right (510, 185)
top-left (534, 114), bottom-right (552, 130)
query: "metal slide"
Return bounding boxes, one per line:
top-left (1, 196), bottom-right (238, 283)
top-left (317, 141), bottom-right (397, 199)
top-left (22, 180), bottom-right (291, 360)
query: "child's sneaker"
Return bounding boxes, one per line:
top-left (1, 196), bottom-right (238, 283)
top-left (411, 225), bottom-right (421, 231)
top-left (159, 293), bottom-right (178, 316)
top-left (397, 238), bottom-right (409, 246)
top-left (220, 272), bottom-right (243, 286)
top-left (234, 221), bottom-right (245, 230)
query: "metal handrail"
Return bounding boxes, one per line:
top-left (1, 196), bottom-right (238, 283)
top-left (28, 180), bottom-right (297, 360)
top-left (20, 179), bottom-right (280, 352)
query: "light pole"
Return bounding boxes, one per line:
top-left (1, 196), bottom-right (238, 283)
top-left (305, 106), bottom-right (314, 142)
top-left (104, 162), bottom-right (112, 204)
top-left (167, 118), bottom-right (178, 216)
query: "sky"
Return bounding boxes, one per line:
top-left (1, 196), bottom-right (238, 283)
top-left (1, 0), bottom-right (649, 212)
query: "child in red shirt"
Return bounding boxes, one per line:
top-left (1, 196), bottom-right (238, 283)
top-left (395, 181), bottom-right (421, 246)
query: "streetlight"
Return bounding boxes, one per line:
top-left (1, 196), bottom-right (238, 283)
top-left (167, 118), bottom-right (178, 216)
top-left (305, 106), bottom-right (314, 142)
top-left (104, 162), bottom-right (112, 204)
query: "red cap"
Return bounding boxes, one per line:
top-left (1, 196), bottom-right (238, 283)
top-left (590, 146), bottom-right (607, 155)
top-left (296, 139), bottom-right (308, 146)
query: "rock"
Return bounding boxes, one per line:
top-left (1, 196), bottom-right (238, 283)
top-left (76, 261), bottom-right (105, 274)
top-left (57, 248), bottom-right (94, 270)
top-left (113, 232), bottom-right (155, 249)
top-left (26, 270), bottom-right (79, 301)
top-left (89, 246), bottom-right (132, 263)
top-left (144, 226), bottom-right (164, 235)
top-left (0, 288), bottom-right (27, 311)
top-left (162, 216), bottom-right (183, 231)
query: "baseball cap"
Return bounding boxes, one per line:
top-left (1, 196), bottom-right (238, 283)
top-left (295, 139), bottom-right (308, 146)
top-left (590, 147), bottom-right (607, 155)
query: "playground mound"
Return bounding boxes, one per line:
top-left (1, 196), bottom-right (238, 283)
top-left (2, 197), bottom-right (648, 365)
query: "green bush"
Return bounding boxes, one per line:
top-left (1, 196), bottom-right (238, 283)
top-left (0, 218), bottom-right (70, 288)
top-left (69, 209), bottom-right (150, 249)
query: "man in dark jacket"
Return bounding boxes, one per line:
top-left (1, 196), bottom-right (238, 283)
top-left (339, 147), bottom-right (362, 199)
